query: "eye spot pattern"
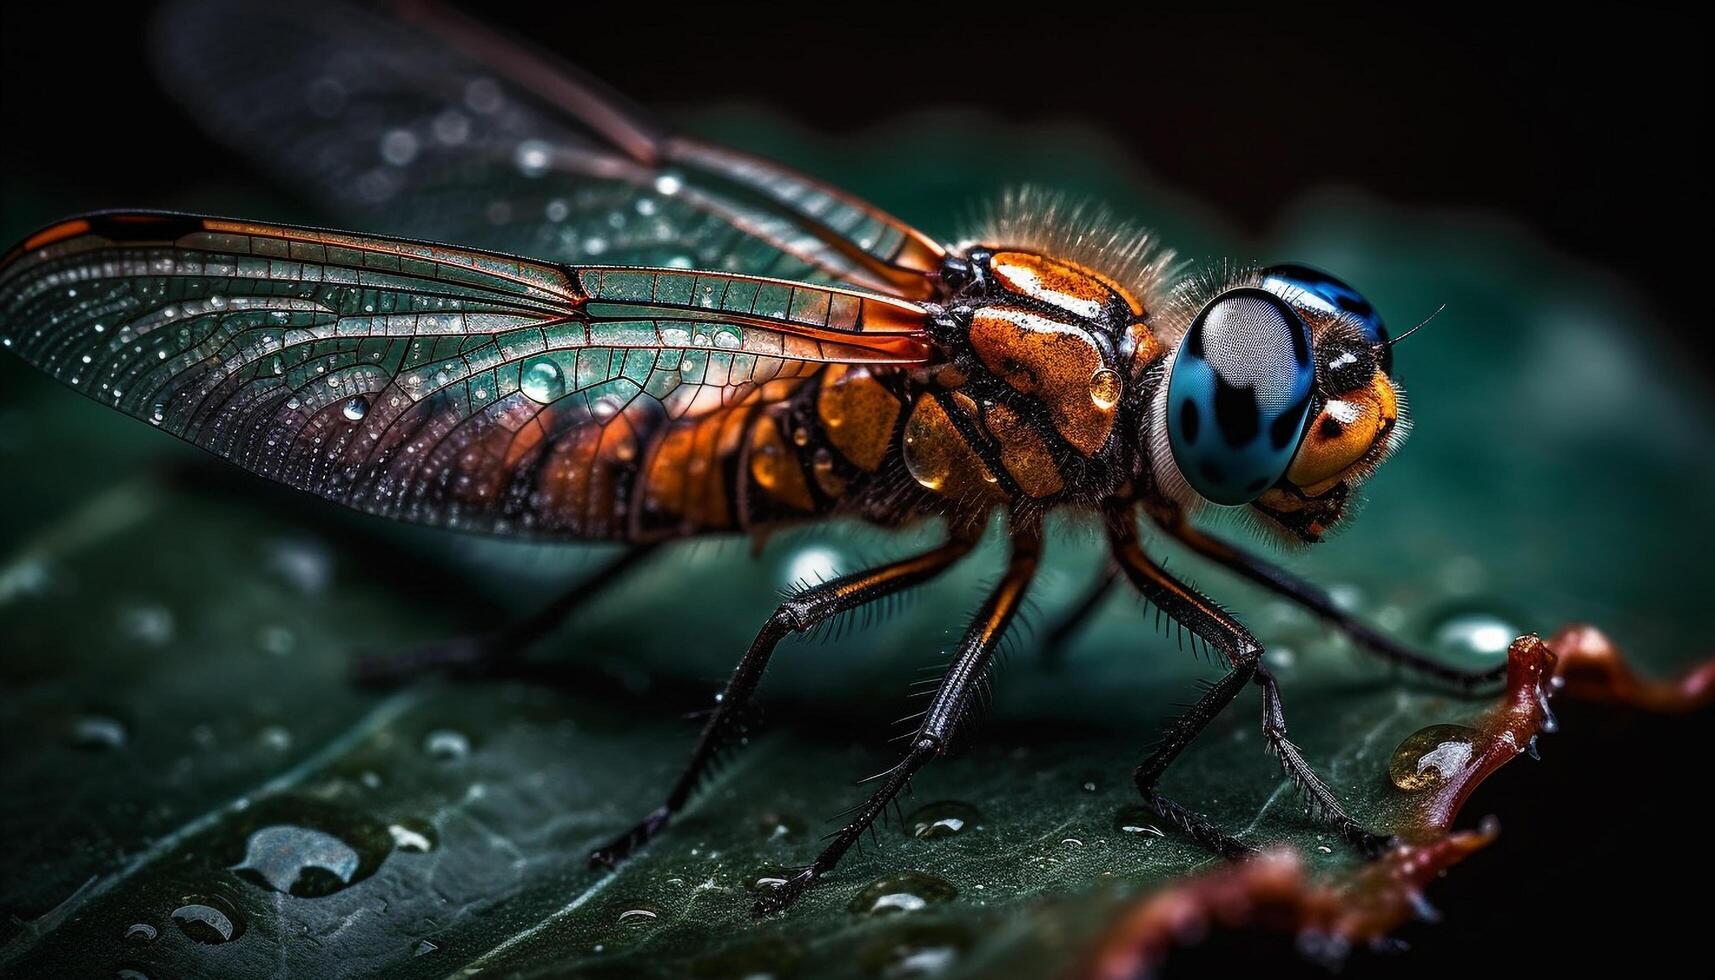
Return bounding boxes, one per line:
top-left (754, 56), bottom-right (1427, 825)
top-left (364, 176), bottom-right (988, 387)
top-left (1166, 288), bottom-right (1315, 505)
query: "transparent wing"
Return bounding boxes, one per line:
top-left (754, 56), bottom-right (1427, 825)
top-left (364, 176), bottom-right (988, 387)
top-left (151, 0), bottom-right (945, 294)
top-left (0, 212), bottom-right (929, 538)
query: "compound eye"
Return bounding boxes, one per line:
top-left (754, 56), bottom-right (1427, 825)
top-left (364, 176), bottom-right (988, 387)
top-left (1261, 264), bottom-right (1393, 374)
top-left (1167, 288), bottom-right (1315, 505)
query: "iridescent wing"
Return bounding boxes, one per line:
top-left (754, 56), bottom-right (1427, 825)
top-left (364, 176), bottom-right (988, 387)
top-left (0, 212), bottom-right (930, 538)
top-left (151, 0), bottom-right (945, 295)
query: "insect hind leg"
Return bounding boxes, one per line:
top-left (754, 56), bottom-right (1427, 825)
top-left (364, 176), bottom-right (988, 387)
top-left (753, 521), bottom-right (1040, 915)
top-left (352, 543), bottom-right (660, 686)
top-left (587, 534), bottom-right (977, 870)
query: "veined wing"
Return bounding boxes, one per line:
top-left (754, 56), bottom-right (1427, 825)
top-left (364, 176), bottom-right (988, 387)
top-left (0, 212), bottom-right (930, 538)
top-left (152, 0), bottom-right (945, 295)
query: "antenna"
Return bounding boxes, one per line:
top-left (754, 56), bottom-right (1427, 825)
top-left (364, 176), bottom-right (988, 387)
top-left (1386, 303), bottom-right (1445, 349)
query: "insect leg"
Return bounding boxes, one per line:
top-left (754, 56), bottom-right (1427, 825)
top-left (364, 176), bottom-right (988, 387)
top-left (1163, 518), bottom-right (1505, 690)
top-left (753, 520), bottom-right (1041, 915)
top-left (353, 543), bottom-right (661, 686)
top-left (1111, 521), bottom-right (1388, 856)
top-left (1039, 564), bottom-right (1120, 666)
top-left (587, 533), bottom-right (978, 870)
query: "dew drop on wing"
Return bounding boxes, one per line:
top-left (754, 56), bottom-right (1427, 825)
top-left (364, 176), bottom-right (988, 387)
top-left (520, 357), bottom-right (566, 403)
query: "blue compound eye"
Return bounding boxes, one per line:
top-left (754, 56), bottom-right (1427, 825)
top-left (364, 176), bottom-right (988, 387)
top-left (1167, 288), bottom-right (1315, 505)
top-left (1261, 264), bottom-right (1392, 374)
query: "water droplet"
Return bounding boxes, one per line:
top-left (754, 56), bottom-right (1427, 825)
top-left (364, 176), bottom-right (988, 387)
top-left (389, 819), bottom-right (437, 853)
top-left (258, 726), bottom-right (292, 751)
top-left (849, 872), bottom-right (958, 915)
top-left (69, 714), bottom-right (127, 751)
top-left (232, 824), bottom-right (362, 896)
top-left (748, 866), bottom-right (795, 894)
top-left (859, 923), bottom-right (972, 977)
top-left (1389, 724), bottom-right (1485, 792)
top-left (1428, 609), bottom-right (1517, 667)
top-left (424, 729), bottom-right (470, 761)
top-left (520, 357), bottom-right (566, 403)
top-left (119, 603), bottom-right (174, 645)
top-left (379, 128), bottom-right (419, 167)
top-left (464, 77), bottom-right (503, 114)
top-left (514, 139), bottom-right (552, 177)
top-left (1113, 806), bottom-right (1165, 838)
top-left (123, 922), bottom-right (157, 943)
top-left (1088, 368), bottom-right (1122, 410)
top-left (342, 396), bottom-right (369, 421)
top-left (617, 906), bottom-right (659, 926)
top-left (171, 899), bottom-right (244, 944)
top-left (752, 810), bottom-right (803, 840)
top-left (905, 801), bottom-right (979, 840)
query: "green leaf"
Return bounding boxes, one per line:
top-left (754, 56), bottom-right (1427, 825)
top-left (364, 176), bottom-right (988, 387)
top-left (2, 110), bottom-right (1710, 979)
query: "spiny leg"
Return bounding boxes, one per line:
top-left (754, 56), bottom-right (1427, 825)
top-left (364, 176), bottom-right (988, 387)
top-left (353, 543), bottom-right (660, 686)
top-left (755, 520), bottom-right (1041, 915)
top-left (1111, 520), bottom-right (1386, 856)
top-left (1039, 564), bottom-right (1120, 667)
top-left (1162, 517), bottom-right (1504, 690)
top-left (588, 534), bottom-right (978, 869)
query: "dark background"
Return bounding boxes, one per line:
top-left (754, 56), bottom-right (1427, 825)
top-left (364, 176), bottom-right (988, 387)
top-left (1, 2), bottom-right (1706, 977)
top-left (3, 3), bottom-right (1708, 340)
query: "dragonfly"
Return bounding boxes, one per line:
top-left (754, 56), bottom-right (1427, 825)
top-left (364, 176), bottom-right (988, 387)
top-left (0, 0), bottom-right (1499, 914)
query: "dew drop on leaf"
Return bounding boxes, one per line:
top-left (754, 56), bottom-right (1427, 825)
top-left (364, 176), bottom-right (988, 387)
top-left (68, 714), bottom-right (127, 751)
top-left (905, 801), bottom-right (980, 840)
top-left (1389, 723), bottom-right (1485, 792)
top-left (1428, 610), bottom-right (1517, 667)
top-left (232, 824), bottom-right (362, 896)
top-left (170, 898), bottom-right (244, 944)
top-left (388, 820), bottom-right (437, 854)
top-left (423, 729), bottom-right (470, 761)
top-left (849, 872), bottom-right (958, 915)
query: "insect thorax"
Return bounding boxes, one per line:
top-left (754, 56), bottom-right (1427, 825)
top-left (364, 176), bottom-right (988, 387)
top-left (897, 248), bottom-right (1169, 512)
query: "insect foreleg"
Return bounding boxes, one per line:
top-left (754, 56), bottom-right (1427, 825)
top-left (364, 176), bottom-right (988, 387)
top-left (1163, 518), bottom-right (1506, 690)
top-left (1110, 521), bottom-right (1390, 856)
top-left (588, 533), bottom-right (978, 871)
top-left (353, 543), bottom-right (662, 686)
top-left (753, 519), bottom-right (1041, 915)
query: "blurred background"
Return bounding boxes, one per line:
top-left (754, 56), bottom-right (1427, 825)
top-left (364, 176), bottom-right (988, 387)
top-left (1, 3), bottom-right (1708, 978)
top-left (3, 3), bottom-right (1707, 348)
